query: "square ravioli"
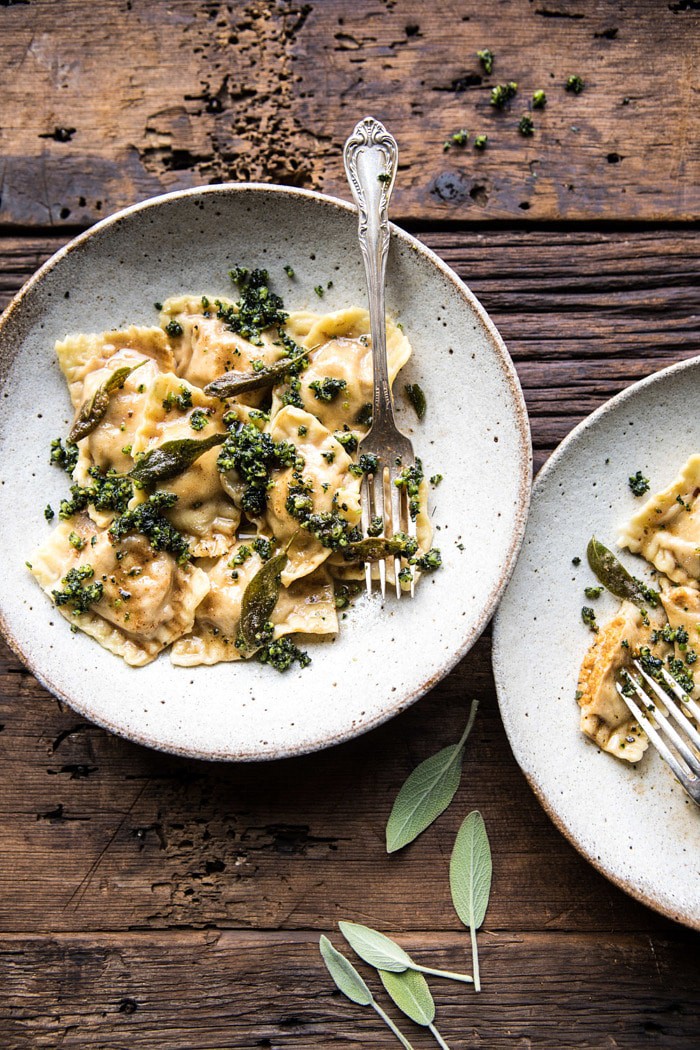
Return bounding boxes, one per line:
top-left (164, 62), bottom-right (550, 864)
top-left (131, 373), bottom-right (240, 557)
top-left (619, 455), bottom-right (700, 585)
top-left (171, 539), bottom-right (338, 666)
top-left (28, 517), bottom-right (209, 666)
top-left (272, 307), bottom-right (411, 435)
top-left (159, 295), bottom-right (288, 399)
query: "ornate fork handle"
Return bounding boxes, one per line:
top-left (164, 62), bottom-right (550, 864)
top-left (343, 116), bottom-right (398, 429)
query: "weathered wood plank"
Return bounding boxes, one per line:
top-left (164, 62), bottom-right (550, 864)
top-left (0, 0), bottom-right (698, 226)
top-left (0, 631), bottom-right (682, 935)
top-left (1, 930), bottom-right (699, 1048)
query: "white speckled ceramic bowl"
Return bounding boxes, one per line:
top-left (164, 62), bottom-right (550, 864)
top-left (493, 356), bottom-right (700, 929)
top-left (0, 185), bottom-right (530, 761)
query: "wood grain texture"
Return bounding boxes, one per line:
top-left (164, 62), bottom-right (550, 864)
top-left (1, 930), bottom-right (699, 1049)
top-left (0, 0), bottom-right (698, 226)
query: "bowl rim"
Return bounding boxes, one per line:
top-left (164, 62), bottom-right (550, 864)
top-left (493, 351), bottom-right (700, 930)
top-left (0, 182), bottom-right (532, 761)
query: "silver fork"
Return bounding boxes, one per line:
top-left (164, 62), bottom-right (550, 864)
top-left (343, 116), bottom-right (416, 599)
top-left (616, 660), bottom-right (700, 804)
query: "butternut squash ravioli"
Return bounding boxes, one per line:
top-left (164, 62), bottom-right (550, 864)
top-left (28, 270), bottom-right (441, 671)
top-left (577, 455), bottom-right (700, 762)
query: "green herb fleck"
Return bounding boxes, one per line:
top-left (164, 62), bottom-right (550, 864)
top-left (405, 382), bottom-right (426, 420)
top-left (566, 74), bottom-right (585, 94)
top-left (165, 319), bottom-right (183, 338)
top-left (443, 129), bottom-right (469, 151)
top-left (491, 81), bottom-right (518, 108)
top-left (476, 48), bottom-right (494, 74)
top-left (309, 377), bottom-right (346, 403)
top-left (518, 114), bottom-right (534, 136)
top-left (189, 409), bottom-right (209, 431)
top-left (474, 134), bottom-right (488, 150)
top-left (256, 637), bottom-right (311, 672)
top-left (582, 606), bottom-right (598, 632)
top-left (50, 438), bottom-right (79, 474)
top-left (314, 285), bottom-right (324, 298)
top-left (628, 471), bottom-right (650, 497)
top-left (532, 89), bottom-right (547, 108)
top-left (109, 491), bottom-right (191, 564)
top-left (162, 386), bottom-right (193, 413)
top-left (52, 564), bottom-right (103, 614)
top-left (68, 530), bottom-right (86, 551)
top-left (584, 586), bottom-right (602, 599)
top-left (395, 459), bottom-right (424, 520)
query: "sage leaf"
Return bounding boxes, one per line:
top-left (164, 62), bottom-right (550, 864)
top-left (238, 547), bottom-right (288, 652)
top-left (342, 535), bottom-right (417, 564)
top-left (319, 935), bottom-right (372, 1006)
top-left (379, 969), bottom-right (434, 1025)
top-left (204, 348), bottom-right (311, 399)
top-left (449, 810), bottom-right (492, 992)
top-left (338, 921), bottom-right (472, 984)
top-left (386, 700), bottom-right (479, 853)
top-left (587, 537), bottom-right (659, 608)
top-left (129, 433), bottom-right (225, 487)
top-left (69, 360), bottom-right (146, 442)
top-left (319, 937), bottom-right (416, 1050)
top-left (405, 383), bottom-right (427, 421)
top-left (379, 971), bottom-right (452, 1049)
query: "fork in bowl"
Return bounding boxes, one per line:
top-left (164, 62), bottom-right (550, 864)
top-left (343, 116), bottom-right (417, 599)
top-left (616, 660), bottom-right (700, 804)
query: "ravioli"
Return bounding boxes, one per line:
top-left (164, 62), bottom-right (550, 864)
top-left (159, 295), bottom-right (287, 399)
top-left (265, 405), bottom-right (361, 584)
top-left (576, 601), bottom-right (667, 762)
top-left (272, 307), bottom-right (411, 434)
top-left (131, 373), bottom-right (239, 557)
top-left (31, 284), bottom-right (440, 670)
top-left (29, 518), bottom-right (209, 666)
top-left (619, 455), bottom-right (700, 585)
top-left (57, 328), bottom-right (174, 505)
top-left (171, 540), bottom-right (337, 666)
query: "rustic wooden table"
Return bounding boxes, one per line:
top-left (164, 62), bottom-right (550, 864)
top-left (1, 1), bottom-right (699, 1047)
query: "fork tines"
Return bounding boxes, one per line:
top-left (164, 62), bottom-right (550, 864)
top-left (616, 660), bottom-right (700, 804)
top-left (360, 460), bottom-right (417, 600)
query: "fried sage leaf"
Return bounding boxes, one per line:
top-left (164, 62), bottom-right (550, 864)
top-left (69, 361), bottom-right (146, 442)
top-left (129, 433), bottom-right (225, 487)
top-left (238, 546), bottom-right (288, 652)
top-left (586, 537), bottom-right (659, 608)
top-left (342, 534), bottom-right (418, 563)
top-left (405, 382), bottom-right (427, 421)
top-left (204, 349), bottom-right (310, 399)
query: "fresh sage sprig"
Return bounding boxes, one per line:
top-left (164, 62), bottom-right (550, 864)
top-left (204, 348), bottom-right (311, 399)
top-left (238, 546), bottom-right (288, 652)
top-left (69, 360), bottom-right (147, 442)
top-left (379, 969), bottom-right (451, 1050)
top-left (129, 433), bottom-right (225, 487)
top-left (319, 936), bottom-right (415, 1050)
top-left (338, 921), bottom-right (472, 985)
top-left (449, 811), bottom-right (492, 993)
top-left (386, 700), bottom-right (479, 852)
